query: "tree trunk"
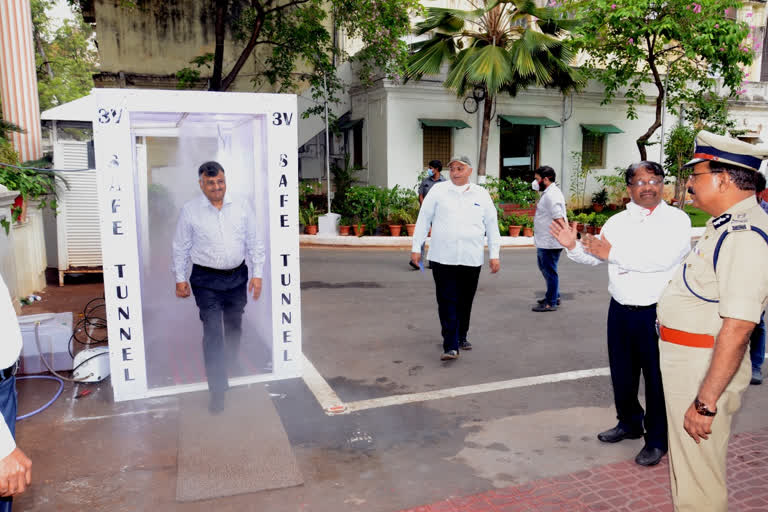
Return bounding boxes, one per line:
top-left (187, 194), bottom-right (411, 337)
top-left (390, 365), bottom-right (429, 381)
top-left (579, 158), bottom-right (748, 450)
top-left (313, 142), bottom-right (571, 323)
top-left (210, 0), bottom-right (227, 91)
top-left (477, 93), bottom-right (493, 176)
top-left (635, 40), bottom-right (664, 161)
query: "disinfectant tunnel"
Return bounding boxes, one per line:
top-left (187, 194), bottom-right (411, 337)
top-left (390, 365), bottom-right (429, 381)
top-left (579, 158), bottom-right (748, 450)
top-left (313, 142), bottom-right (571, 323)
top-left (91, 89), bottom-right (301, 401)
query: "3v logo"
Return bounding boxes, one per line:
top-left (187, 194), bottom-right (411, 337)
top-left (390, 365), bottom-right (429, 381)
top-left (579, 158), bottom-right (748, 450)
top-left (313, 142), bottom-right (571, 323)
top-left (272, 112), bottom-right (294, 126)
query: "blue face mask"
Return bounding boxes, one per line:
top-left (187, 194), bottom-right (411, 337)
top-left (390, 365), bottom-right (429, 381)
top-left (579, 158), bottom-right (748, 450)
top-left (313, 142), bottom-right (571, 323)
top-left (427, 168), bottom-right (435, 177)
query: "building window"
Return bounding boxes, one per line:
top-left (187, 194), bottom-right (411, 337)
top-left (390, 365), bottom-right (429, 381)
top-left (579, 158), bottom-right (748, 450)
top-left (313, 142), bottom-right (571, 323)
top-left (423, 126), bottom-right (452, 169)
top-left (581, 129), bottom-right (605, 168)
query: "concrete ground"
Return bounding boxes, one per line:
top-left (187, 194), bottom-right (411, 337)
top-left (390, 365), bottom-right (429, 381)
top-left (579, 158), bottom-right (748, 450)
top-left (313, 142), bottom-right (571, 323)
top-left (11, 248), bottom-right (768, 511)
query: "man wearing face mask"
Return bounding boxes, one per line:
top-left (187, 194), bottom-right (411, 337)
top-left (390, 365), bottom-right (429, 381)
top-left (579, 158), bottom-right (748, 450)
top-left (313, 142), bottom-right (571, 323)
top-left (531, 166), bottom-right (567, 312)
top-left (410, 160), bottom-right (447, 270)
top-left (550, 161), bottom-right (691, 467)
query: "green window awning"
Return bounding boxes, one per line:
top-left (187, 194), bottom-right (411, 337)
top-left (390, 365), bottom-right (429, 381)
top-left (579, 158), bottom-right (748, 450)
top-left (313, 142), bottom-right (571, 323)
top-left (581, 124), bottom-right (623, 134)
top-left (337, 118), bottom-right (363, 131)
top-left (498, 115), bottom-right (560, 127)
top-left (419, 118), bottom-right (471, 129)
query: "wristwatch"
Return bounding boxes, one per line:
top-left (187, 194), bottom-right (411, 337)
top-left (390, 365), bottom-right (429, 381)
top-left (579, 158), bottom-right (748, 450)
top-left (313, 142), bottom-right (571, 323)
top-left (694, 397), bottom-right (717, 417)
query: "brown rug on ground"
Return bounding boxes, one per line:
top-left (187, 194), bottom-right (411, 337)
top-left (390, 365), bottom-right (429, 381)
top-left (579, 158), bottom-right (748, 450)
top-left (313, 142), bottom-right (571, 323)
top-left (176, 384), bottom-right (303, 502)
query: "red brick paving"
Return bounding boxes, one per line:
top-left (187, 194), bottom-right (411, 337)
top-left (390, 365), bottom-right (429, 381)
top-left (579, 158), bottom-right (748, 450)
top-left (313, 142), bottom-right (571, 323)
top-left (399, 427), bottom-right (768, 512)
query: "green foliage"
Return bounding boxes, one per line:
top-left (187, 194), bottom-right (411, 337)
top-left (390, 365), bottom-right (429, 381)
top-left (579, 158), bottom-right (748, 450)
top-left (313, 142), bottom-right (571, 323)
top-left (596, 171), bottom-right (626, 204)
top-left (592, 213), bottom-right (608, 227)
top-left (665, 124), bottom-right (697, 208)
top-left (406, 0), bottom-right (584, 174)
top-left (591, 188), bottom-right (608, 206)
top-left (568, 0), bottom-right (752, 159)
top-left (339, 216), bottom-right (352, 226)
top-left (507, 213), bottom-right (530, 227)
top-left (684, 205), bottom-right (711, 227)
top-left (299, 202), bottom-right (320, 226)
top-left (486, 176), bottom-right (538, 206)
top-left (32, 0), bottom-right (97, 111)
top-left (331, 154), bottom-right (364, 217)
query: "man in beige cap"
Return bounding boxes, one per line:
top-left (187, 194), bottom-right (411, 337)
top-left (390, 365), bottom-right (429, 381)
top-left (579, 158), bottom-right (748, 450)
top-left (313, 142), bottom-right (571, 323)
top-left (657, 130), bottom-right (768, 511)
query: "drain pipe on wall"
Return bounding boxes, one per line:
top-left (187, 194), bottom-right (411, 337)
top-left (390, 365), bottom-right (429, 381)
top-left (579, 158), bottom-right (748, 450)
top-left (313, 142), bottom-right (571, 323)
top-left (560, 94), bottom-right (573, 198)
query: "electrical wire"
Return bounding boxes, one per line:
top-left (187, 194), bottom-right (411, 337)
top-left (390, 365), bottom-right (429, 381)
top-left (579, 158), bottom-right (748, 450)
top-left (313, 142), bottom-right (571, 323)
top-left (15, 376), bottom-right (64, 421)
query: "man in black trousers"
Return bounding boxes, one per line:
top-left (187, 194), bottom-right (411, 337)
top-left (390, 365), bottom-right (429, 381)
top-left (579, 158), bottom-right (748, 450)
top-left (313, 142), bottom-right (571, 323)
top-left (173, 161), bottom-right (265, 413)
top-left (550, 161), bottom-right (691, 466)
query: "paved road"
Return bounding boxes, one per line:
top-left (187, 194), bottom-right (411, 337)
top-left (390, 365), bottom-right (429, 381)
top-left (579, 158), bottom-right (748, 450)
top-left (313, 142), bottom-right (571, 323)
top-left (13, 248), bottom-right (768, 511)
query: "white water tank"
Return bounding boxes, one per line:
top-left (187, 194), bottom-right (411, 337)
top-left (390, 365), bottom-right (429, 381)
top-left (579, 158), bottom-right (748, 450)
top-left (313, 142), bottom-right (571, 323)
top-left (17, 312), bottom-right (73, 374)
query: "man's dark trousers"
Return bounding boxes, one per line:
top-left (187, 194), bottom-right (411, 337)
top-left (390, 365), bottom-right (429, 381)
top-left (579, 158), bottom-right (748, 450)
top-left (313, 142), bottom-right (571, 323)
top-left (431, 262), bottom-right (481, 352)
top-left (0, 376), bottom-right (16, 512)
top-left (606, 298), bottom-right (667, 450)
top-left (190, 263), bottom-right (248, 394)
top-left (537, 248), bottom-right (562, 307)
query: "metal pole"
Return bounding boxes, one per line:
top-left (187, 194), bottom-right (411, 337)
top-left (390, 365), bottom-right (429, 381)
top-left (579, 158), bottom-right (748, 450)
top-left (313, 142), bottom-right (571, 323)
top-left (324, 72), bottom-right (332, 213)
top-left (659, 73), bottom-right (670, 163)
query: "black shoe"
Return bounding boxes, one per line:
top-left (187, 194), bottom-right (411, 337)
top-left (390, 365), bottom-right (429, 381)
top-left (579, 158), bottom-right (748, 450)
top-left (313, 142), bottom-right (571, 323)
top-left (532, 303), bottom-right (558, 312)
top-left (635, 446), bottom-right (666, 466)
top-left (537, 298), bottom-right (561, 306)
top-left (208, 391), bottom-right (225, 414)
top-left (751, 368), bottom-right (763, 385)
top-left (427, 262), bottom-right (433, 269)
top-left (409, 261), bottom-right (420, 270)
top-left (597, 425), bottom-right (644, 443)
top-left (459, 340), bottom-right (472, 351)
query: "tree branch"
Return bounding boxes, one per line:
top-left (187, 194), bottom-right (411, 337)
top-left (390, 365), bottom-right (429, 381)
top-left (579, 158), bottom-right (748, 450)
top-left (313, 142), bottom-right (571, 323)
top-left (221, 0), bottom-right (267, 91)
top-left (264, 0), bottom-right (311, 16)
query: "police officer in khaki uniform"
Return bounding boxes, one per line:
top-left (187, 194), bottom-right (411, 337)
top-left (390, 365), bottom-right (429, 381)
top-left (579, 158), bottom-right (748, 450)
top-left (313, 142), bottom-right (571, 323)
top-left (657, 131), bottom-right (768, 511)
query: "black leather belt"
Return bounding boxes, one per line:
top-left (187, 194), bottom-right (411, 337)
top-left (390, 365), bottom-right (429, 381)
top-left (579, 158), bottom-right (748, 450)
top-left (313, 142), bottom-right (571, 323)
top-left (0, 362), bottom-right (19, 382)
top-left (193, 261), bottom-right (245, 276)
top-left (623, 303), bottom-right (657, 311)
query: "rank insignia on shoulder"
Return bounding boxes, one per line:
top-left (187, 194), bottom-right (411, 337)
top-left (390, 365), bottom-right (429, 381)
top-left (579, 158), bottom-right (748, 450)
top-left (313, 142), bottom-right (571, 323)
top-left (712, 213), bottom-right (731, 229)
top-left (728, 213), bottom-right (751, 232)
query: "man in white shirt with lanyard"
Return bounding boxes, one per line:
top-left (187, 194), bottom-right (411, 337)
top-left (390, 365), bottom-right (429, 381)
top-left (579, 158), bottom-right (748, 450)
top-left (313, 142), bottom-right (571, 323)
top-left (173, 161), bottom-right (266, 413)
top-left (531, 165), bottom-right (567, 312)
top-left (0, 272), bottom-right (32, 510)
top-left (550, 161), bottom-right (691, 466)
top-left (411, 155), bottom-right (501, 360)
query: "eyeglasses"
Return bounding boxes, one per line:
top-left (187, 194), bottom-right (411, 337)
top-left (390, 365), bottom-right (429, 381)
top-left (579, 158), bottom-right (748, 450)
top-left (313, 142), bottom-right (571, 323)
top-left (688, 170), bottom-right (724, 179)
top-left (628, 178), bottom-right (663, 187)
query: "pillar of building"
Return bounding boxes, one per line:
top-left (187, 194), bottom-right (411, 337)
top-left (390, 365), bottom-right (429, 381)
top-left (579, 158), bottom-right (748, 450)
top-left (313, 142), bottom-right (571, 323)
top-left (0, 0), bottom-right (42, 163)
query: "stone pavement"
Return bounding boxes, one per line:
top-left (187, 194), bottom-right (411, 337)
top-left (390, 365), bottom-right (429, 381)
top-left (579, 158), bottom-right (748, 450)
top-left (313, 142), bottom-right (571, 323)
top-left (399, 427), bottom-right (768, 512)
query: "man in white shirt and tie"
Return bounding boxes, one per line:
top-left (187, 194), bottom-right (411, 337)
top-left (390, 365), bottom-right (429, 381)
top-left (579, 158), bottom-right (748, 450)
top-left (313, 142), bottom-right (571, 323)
top-left (411, 155), bottom-right (501, 360)
top-left (0, 273), bottom-right (32, 510)
top-left (550, 161), bottom-right (691, 466)
top-left (173, 161), bottom-right (266, 413)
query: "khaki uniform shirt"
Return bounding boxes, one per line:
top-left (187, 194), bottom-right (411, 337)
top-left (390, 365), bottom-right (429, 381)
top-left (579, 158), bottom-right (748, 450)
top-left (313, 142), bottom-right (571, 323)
top-left (658, 196), bottom-right (768, 336)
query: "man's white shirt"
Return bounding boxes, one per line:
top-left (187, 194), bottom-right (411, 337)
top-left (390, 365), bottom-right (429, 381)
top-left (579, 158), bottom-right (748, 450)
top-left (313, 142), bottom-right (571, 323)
top-left (0, 273), bottom-right (22, 458)
top-left (534, 183), bottom-right (567, 249)
top-left (412, 181), bottom-right (501, 267)
top-left (566, 201), bottom-right (691, 306)
top-left (172, 193), bottom-right (265, 282)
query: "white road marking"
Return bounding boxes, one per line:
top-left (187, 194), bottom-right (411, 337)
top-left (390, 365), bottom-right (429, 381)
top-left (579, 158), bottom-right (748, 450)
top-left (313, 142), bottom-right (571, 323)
top-left (300, 355), bottom-right (610, 415)
top-left (300, 353), bottom-right (347, 414)
top-left (65, 407), bottom-right (175, 422)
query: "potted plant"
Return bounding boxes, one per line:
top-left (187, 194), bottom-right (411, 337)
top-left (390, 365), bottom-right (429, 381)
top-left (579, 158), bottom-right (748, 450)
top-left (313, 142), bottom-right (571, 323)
top-left (300, 202), bottom-right (319, 235)
top-left (404, 198), bottom-right (420, 236)
top-left (338, 216), bottom-right (351, 236)
top-left (497, 214), bottom-right (509, 236)
top-left (566, 209), bottom-right (578, 230)
top-left (507, 213), bottom-right (525, 237)
top-left (352, 216), bottom-right (366, 236)
top-left (591, 188), bottom-right (608, 213)
top-left (574, 213), bottom-right (590, 233)
top-left (387, 207), bottom-right (408, 236)
top-left (584, 212), bottom-right (597, 234)
top-left (593, 213), bottom-right (608, 235)
top-left (520, 215), bottom-right (534, 237)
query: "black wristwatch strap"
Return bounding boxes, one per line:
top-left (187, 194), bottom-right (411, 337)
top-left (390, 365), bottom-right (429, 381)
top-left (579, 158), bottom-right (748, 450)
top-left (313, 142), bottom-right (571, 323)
top-left (694, 397), bottom-right (717, 417)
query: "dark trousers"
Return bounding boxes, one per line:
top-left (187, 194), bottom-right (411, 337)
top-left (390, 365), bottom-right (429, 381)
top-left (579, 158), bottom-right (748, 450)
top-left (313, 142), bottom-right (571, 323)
top-left (606, 298), bottom-right (667, 450)
top-left (750, 311), bottom-right (766, 371)
top-left (431, 262), bottom-right (481, 352)
top-left (537, 248), bottom-right (562, 306)
top-left (190, 264), bottom-right (248, 394)
top-left (0, 376), bottom-right (16, 512)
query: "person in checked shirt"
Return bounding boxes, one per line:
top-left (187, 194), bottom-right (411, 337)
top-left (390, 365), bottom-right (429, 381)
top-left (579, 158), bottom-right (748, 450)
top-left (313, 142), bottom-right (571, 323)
top-left (172, 161), bottom-right (266, 413)
top-left (550, 161), bottom-right (691, 467)
top-left (410, 155), bottom-right (501, 361)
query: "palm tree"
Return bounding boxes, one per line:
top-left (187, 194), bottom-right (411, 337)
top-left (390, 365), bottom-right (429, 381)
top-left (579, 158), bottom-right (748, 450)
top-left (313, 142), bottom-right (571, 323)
top-left (406, 0), bottom-right (584, 177)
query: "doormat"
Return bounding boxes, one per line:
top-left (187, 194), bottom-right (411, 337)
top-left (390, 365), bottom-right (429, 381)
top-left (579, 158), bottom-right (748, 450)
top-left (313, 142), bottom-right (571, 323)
top-left (176, 385), bottom-right (303, 502)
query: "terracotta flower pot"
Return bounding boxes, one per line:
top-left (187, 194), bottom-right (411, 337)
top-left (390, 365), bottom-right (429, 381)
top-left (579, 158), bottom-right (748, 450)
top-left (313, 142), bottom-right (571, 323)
top-left (405, 224), bottom-right (416, 236)
top-left (508, 225), bottom-right (522, 237)
top-left (388, 224), bottom-right (402, 236)
top-left (339, 225), bottom-right (351, 236)
top-left (609, 203), bottom-right (619, 210)
top-left (353, 224), bottom-right (366, 236)
top-left (522, 227), bottom-right (533, 237)
top-left (586, 225), bottom-right (596, 235)
top-left (595, 226), bottom-right (602, 235)
top-left (304, 225), bottom-right (318, 235)
top-left (592, 204), bottom-right (604, 213)
top-left (576, 222), bottom-right (584, 233)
